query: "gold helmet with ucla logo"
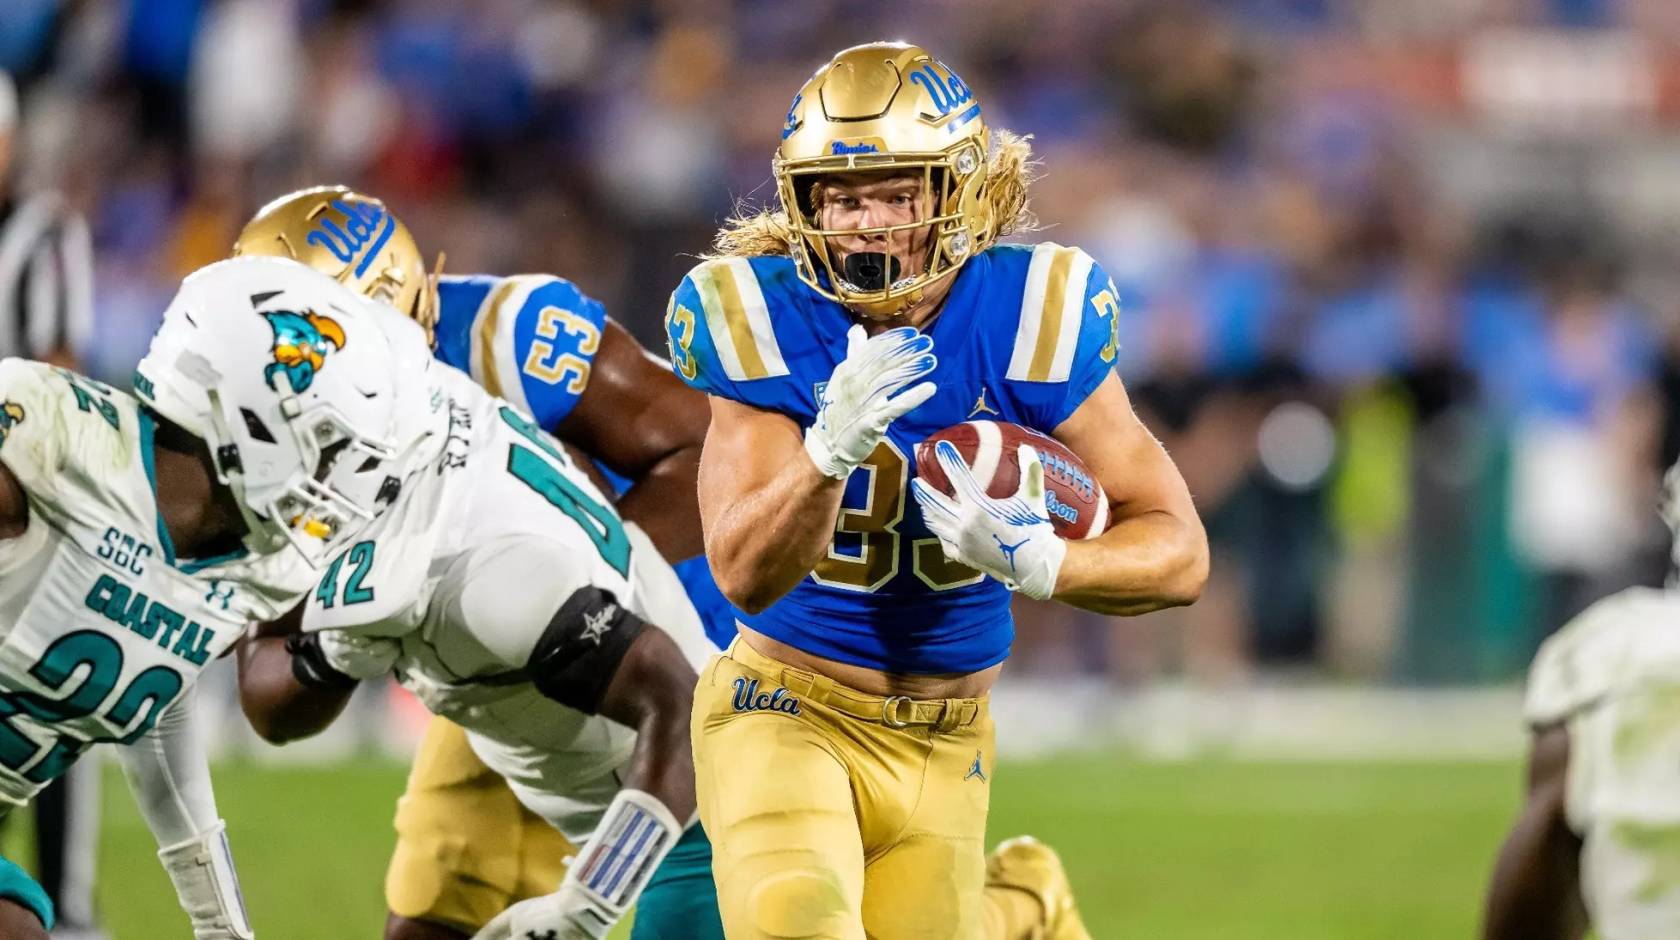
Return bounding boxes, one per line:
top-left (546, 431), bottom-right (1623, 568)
top-left (233, 186), bottom-right (440, 344)
top-left (774, 42), bottom-right (1000, 320)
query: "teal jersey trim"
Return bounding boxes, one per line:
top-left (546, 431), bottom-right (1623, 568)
top-left (137, 409), bottom-right (177, 567)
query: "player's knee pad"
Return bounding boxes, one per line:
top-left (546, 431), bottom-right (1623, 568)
top-left (746, 868), bottom-right (848, 939)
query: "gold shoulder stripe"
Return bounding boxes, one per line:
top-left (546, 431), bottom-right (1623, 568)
top-left (693, 259), bottom-right (788, 381)
top-left (1007, 244), bottom-right (1094, 383)
top-left (472, 278), bottom-right (521, 400)
top-left (1027, 246), bottom-right (1078, 382)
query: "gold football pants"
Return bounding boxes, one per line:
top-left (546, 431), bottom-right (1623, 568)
top-left (694, 637), bottom-right (1024, 939)
top-left (385, 716), bottom-right (571, 931)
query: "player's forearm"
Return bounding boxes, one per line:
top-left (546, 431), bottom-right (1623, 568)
top-left (703, 457), bottom-right (847, 614)
top-left (1483, 810), bottom-right (1586, 940)
top-left (621, 706), bottom-right (697, 824)
top-left (1050, 508), bottom-right (1208, 615)
top-left (615, 444), bottom-right (705, 562)
top-left (234, 635), bottom-right (355, 744)
top-left (599, 628), bottom-right (699, 822)
top-left (1484, 727), bottom-right (1586, 940)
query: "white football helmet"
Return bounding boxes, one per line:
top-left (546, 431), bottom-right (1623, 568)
top-left (135, 256), bottom-right (446, 565)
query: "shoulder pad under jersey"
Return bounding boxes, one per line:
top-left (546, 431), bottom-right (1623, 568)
top-left (664, 256), bottom-right (797, 407)
top-left (1526, 587), bottom-right (1680, 726)
top-left (998, 242), bottom-right (1122, 429)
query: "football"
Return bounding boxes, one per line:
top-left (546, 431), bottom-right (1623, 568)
top-left (914, 421), bottom-right (1109, 540)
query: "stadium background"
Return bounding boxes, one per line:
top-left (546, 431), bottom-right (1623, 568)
top-left (2, 0), bottom-right (1675, 935)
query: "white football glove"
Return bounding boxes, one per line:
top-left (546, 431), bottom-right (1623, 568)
top-left (471, 789), bottom-right (681, 940)
top-left (315, 629), bottom-right (400, 681)
top-left (470, 882), bottom-right (609, 940)
top-left (803, 324), bottom-right (937, 480)
top-left (911, 441), bottom-right (1067, 600)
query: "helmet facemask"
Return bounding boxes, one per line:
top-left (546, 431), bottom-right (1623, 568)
top-left (203, 376), bottom-right (413, 566)
top-left (137, 257), bottom-right (449, 572)
top-left (777, 141), bottom-right (990, 321)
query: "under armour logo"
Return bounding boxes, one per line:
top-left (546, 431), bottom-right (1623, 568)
top-left (965, 750), bottom-right (987, 782)
top-left (580, 605), bottom-right (617, 645)
top-left (205, 581), bottom-right (234, 610)
top-left (524, 931), bottom-right (557, 940)
top-left (968, 387), bottom-right (1000, 418)
top-left (992, 534), bottom-right (1027, 573)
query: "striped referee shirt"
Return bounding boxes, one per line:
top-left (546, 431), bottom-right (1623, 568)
top-left (0, 191), bottom-right (92, 361)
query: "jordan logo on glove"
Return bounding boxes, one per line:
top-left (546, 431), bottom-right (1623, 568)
top-left (992, 534), bottom-right (1027, 574)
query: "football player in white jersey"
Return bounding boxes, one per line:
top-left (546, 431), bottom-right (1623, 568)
top-left (237, 354), bottom-right (713, 940)
top-left (1485, 463), bottom-right (1680, 939)
top-left (0, 255), bottom-right (442, 939)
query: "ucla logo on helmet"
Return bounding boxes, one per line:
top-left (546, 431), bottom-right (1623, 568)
top-left (909, 61), bottom-right (980, 132)
top-left (0, 401), bottom-right (24, 447)
top-left (782, 92), bottom-right (804, 140)
top-left (306, 198), bottom-right (396, 278)
top-left (262, 309), bottom-right (347, 393)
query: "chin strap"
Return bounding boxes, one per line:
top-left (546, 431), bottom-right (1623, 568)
top-left (158, 820), bottom-right (254, 940)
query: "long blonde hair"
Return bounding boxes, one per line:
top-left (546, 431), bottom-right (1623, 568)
top-left (707, 129), bottom-right (1039, 259)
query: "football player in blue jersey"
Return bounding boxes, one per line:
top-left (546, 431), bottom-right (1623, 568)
top-left (231, 188), bottom-right (729, 940)
top-left (668, 43), bottom-right (1210, 939)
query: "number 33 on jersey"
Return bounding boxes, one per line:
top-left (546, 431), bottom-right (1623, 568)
top-left (664, 243), bottom-right (1120, 675)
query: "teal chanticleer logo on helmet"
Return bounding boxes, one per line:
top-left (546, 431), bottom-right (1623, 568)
top-left (0, 401), bottom-right (23, 447)
top-left (262, 309), bottom-right (346, 393)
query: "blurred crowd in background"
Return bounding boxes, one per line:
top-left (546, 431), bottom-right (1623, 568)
top-left (2, 0), bottom-right (1675, 687)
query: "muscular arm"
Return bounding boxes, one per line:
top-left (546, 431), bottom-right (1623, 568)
top-left (1484, 724), bottom-right (1587, 940)
top-left (595, 626), bottom-right (700, 823)
top-left (1050, 372), bottom-right (1209, 615)
top-left (697, 396), bottom-right (846, 614)
top-left (235, 604), bottom-right (356, 745)
top-left (558, 320), bottom-right (707, 562)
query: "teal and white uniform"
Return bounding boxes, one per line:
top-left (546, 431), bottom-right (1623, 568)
top-left (1527, 586), bottom-right (1680, 939)
top-left (0, 359), bottom-right (315, 927)
top-left (299, 363), bottom-right (720, 937)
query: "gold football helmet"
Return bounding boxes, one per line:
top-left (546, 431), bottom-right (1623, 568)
top-left (775, 42), bottom-right (997, 319)
top-left (234, 186), bottom-right (440, 343)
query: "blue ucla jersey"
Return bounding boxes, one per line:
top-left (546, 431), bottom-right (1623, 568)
top-left (666, 243), bottom-right (1121, 673)
top-left (432, 273), bottom-right (738, 649)
top-left (434, 273), bottom-right (608, 429)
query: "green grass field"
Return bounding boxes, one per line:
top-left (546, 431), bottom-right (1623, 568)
top-left (44, 755), bottom-right (1520, 938)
